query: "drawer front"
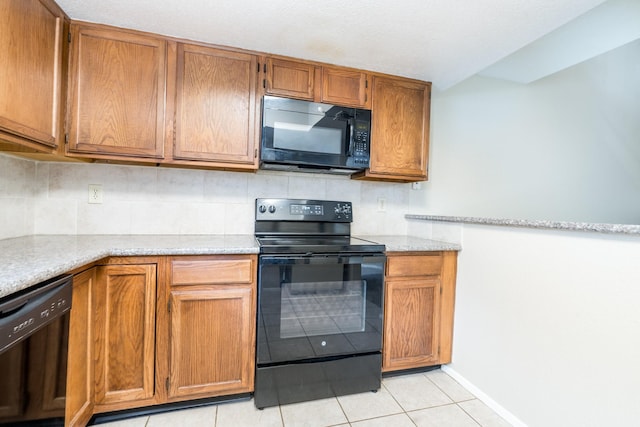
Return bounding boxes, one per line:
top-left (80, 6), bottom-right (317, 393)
top-left (171, 257), bottom-right (255, 285)
top-left (387, 254), bottom-right (442, 277)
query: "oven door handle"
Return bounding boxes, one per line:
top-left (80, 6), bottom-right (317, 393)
top-left (259, 254), bottom-right (386, 265)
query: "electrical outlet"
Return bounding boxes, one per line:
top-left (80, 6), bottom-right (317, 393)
top-left (88, 184), bottom-right (103, 204)
top-left (377, 198), bottom-right (386, 212)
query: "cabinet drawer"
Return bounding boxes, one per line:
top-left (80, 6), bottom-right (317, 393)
top-left (387, 254), bottom-right (442, 277)
top-left (171, 257), bottom-right (254, 285)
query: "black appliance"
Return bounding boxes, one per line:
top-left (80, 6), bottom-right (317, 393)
top-left (260, 96), bottom-right (371, 174)
top-left (0, 275), bottom-right (73, 426)
top-left (254, 198), bottom-right (385, 409)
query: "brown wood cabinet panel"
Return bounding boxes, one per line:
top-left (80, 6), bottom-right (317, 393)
top-left (383, 251), bottom-right (457, 372)
top-left (171, 257), bottom-right (254, 285)
top-left (383, 277), bottom-right (441, 371)
top-left (354, 76), bottom-right (430, 182)
top-left (66, 268), bottom-right (95, 427)
top-left (439, 251), bottom-right (458, 364)
top-left (167, 286), bottom-right (255, 399)
top-left (67, 24), bottom-right (166, 160)
top-left (0, 0), bottom-right (66, 150)
top-left (321, 68), bottom-right (369, 108)
top-left (166, 255), bottom-right (256, 401)
top-left (171, 44), bottom-right (259, 167)
top-left (387, 253), bottom-right (443, 277)
top-left (94, 264), bottom-right (157, 409)
top-left (265, 58), bottom-right (316, 100)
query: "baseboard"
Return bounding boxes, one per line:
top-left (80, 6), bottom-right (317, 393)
top-left (441, 365), bottom-right (528, 427)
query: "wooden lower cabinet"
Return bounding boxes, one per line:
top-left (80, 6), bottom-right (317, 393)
top-left (66, 267), bottom-right (96, 427)
top-left (382, 251), bottom-right (457, 372)
top-left (165, 256), bottom-right (257, 401)
top-left (93, 261), bottom-right (158, 412)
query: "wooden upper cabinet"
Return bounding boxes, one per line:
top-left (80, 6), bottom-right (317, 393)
top-left (264, 58), bottom-right (369, 108)
top-left (170, 44), bottom-right (259, 168)
top-left (354, 76), bottom-right (431, 182)
top-left (67, 24), bottom-right (166, 160)
top-left (0, 0), bottom-right (66, 152)
top-left (321, 68), bottom-right (369, 108)
top-left (265, 58), bottom-right (316, 100)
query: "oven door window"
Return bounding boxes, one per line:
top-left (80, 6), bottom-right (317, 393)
top-left (281, 279), bottom-right (366, 338)
top-left (257, 256), bottom-right (384, 364)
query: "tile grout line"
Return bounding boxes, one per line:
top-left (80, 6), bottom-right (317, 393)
top-left (380, 379), bottom-right (419, 426)
top-left (421, 370), bottom-right (485, 427)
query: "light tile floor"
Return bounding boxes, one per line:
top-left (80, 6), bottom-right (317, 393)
top-left (93, 369), bottom-right (512, 427)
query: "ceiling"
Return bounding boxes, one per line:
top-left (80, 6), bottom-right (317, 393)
top-left (56, 0), bottom-right (609, 90)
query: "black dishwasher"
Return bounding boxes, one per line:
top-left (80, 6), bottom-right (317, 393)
top-left (0, 275), bottom-right (72, 426)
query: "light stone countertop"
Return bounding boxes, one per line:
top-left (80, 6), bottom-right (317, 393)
top-left (0, 234), bottom-right (260, 299)
top-left (406, 215), bottom-right (640, 235)
top-left (358, 235), bottom-right (462, 252)
top-left (0, 234), bottom-right (460, 299)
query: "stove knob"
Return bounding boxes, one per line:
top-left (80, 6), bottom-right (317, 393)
top-left (258, 205), bottom-right (267, 213)
top-left (268, 205), bottom-right (276, 213)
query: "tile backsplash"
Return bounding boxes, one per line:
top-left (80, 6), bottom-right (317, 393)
top-left (0, 154), bottom-right (412, 239)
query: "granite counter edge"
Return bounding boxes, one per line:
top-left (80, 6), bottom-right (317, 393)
top-left (407, 215), bottom-right (640, 235)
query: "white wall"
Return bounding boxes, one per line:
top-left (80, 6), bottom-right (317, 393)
top-left (419, 38), bottom-right (640, 225)
top-left (405, 34), bottom-right (640, 427)
top-left (0, 153), bottom-right (413, 239)
top-left (409, 221), bottom-right (640, 427)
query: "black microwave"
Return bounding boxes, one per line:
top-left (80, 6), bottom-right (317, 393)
top-left (260, 96), bottom-right (371, 174)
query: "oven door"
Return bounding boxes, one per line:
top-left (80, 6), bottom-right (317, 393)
top-left (257, 253), bottom-right (385, 365)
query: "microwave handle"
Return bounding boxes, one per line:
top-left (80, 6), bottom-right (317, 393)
top-left (346, 118), bottom-right (354, 156)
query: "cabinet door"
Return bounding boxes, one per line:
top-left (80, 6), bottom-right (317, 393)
top-left (172, 44), bottom-right (259, 167)
top-left (321, 68), bottom-right (369, 108)
top-left (0, 0), bottom-right (65, 150)
top-left (265, 58), bottom-right (316, 100)
top-left (383, 277), bottom-right (441, 372)
top-left (167, 286), bottom-right (255, 399)
top-left (66, 268), bottom-right (95, 427)
top-left (67, 24), bottom-right (166, 160)
top-left (355, 76), bottom-right (430, 182)
top-left (167, 256), bottom-right (256, 400)
top-left (94, 264), bottom-right (156, 409)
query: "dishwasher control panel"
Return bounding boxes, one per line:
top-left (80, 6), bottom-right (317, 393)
top-left (0, 275), bottom-right (72, 355)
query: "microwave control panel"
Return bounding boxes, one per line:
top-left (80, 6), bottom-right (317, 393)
top-left (348, 118), bottom-right (371, 168)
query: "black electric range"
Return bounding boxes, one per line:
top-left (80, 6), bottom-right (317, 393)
top-left (253, 198), bottom-right (386, 409)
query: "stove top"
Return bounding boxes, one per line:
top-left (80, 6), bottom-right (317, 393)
top-left (254, 198), bottom-right (385, 254)
top-left (256, 235), bottom-right (384, 254)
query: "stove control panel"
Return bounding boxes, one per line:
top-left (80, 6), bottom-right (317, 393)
top-left (256, 198), bottom-right (353, 222)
